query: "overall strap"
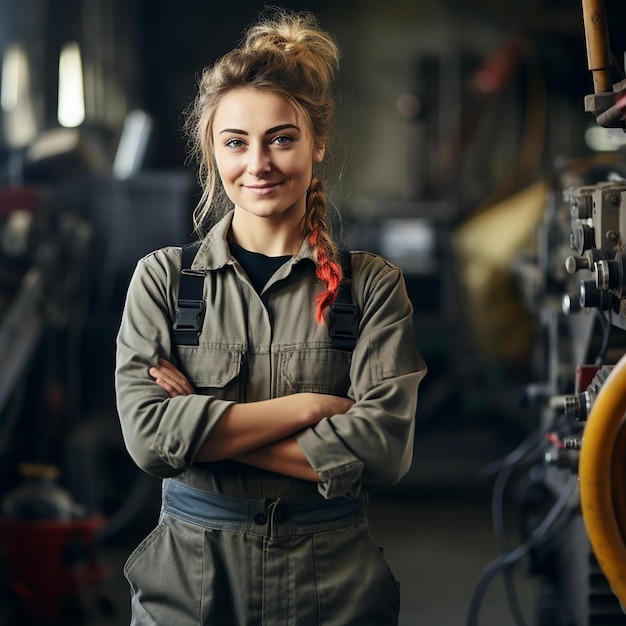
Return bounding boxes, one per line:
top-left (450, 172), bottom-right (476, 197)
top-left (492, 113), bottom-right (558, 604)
top-left (173, 245), bottom-right (359, 350)
top-left (328, 250), bottom-right (360, 352)
top-left (173, 241), bottom-right (205, 346)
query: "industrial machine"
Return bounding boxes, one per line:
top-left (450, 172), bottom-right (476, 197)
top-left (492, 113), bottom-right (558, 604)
top-left (0, 118), bottom-right (191, 623)
top-left (469, 1), bottom-right (626, 624)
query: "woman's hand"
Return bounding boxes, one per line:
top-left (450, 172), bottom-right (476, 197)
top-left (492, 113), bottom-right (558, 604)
top-left (149, 358), bottom-right (195, 397)
top-left (149, 360), bottom-right (354, 422)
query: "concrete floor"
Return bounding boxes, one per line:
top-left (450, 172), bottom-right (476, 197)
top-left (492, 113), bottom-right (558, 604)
top-left (367, 491), bottom-right (535, 626)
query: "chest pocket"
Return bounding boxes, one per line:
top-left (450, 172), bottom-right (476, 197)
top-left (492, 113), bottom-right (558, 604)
top-left (174, 345), bottom-right (244, 402)
top-left (278, 347), bottom-right (352, 397)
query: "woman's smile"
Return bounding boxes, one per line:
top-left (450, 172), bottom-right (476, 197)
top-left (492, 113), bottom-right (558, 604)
top-left (212, 87), bottom-right (323, 224)
top-left (244, 181), bottom-right (284, 196)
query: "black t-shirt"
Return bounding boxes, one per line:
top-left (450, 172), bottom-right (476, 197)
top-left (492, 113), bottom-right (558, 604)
top-left (228, 240), bottom-right (292, 293)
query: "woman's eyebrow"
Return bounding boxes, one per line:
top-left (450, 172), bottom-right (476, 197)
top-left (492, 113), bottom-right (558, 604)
top-left (266, 123), bottom-right (300, 134)
top-left (218, 123), bottom-right (300, 135)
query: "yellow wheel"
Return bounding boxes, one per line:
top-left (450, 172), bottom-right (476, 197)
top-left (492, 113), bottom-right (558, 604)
top-left (580, 354), bottom-right (626, 606)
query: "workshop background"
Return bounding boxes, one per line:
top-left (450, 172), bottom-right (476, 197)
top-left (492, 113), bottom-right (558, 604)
top-left (1, 0), bottom-right (626, 624)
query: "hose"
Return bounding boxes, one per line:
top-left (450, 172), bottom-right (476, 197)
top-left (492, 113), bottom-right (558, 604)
top-left (612, 418), bottom-right (626, 546)
top-left (579, 352), bottom-right (626, 606)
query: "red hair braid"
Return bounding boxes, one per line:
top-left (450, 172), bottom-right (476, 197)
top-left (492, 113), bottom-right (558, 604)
top-left (305, 178), bottom-right (343, 324)
top-left (310, 230), bottom-right (342, 323)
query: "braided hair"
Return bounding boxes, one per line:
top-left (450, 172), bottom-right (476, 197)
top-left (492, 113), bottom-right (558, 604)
top-left (185, 8), bottom-right (344, 323)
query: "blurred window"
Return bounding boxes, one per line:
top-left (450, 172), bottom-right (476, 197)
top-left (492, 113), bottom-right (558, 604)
top-left (58, 41), bottom-right (85, 128)
top-left (1, 42), bottom-right (37, 147)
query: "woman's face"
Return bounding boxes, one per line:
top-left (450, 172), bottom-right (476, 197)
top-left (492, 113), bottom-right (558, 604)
top-left (212, 87), bottom-right (324, 224)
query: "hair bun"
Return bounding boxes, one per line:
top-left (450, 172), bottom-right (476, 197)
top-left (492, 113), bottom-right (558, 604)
top-left (243, 9), bottom-right (339, 81)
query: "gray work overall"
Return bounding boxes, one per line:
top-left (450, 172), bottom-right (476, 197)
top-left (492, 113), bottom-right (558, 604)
top-left (124, 479), bottom-right (401, 625)
top-left (116, 212), bottom-right (427, 625)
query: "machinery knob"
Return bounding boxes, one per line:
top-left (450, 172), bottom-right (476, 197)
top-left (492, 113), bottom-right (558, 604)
top-left (563, 394), bottom-right (581, 418)
top-left (579, 280), bottom-right (613, 309)
top-left (565, 254), bottom-right (594, 274)
top-left (570, 224), bottom-right (595, 255)
top-left (595, 259), bottom-right (611, 290)
top-left (563, 392), bottom-right (591, 420)
top-left (594, 255), bottom-right (625, 296)
top-left (571, 194), bottom-right (593, 219)
top-left (544, 448), bottom-right (579, 471)
top-left (562, 293), bottom-right (581, 315)
top-left (564, 436), bottom-right (582, 450)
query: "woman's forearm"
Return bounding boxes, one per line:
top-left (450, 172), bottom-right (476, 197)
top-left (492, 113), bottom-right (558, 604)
top-left (149, 358), bottom-right (353, 465)
top-left (193, 393), bottom-right (352, 463)
top-left (233, 437), bottom-right (321, 482)
top-left (193, 396), bottom-right (312, 462)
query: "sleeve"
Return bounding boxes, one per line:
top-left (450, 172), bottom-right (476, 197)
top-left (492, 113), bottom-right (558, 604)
top-left (114, 250), bottom-right (234, 478)
top-left (296, 255), bottom-right (427, 498)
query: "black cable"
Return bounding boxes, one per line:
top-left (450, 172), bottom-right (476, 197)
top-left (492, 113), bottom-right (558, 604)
top-left (478, 428), bottom-right (544, 478)
top-left (478, 416), bottom-right (569, 625)
top-left (490, 428), bottom-right (545, 550)
top-left (466, 475), bottom-right (578, 626)
top-left (594, 309), bottom-right (612, 366)
top-left (489, 428), bottom-right (545, 626)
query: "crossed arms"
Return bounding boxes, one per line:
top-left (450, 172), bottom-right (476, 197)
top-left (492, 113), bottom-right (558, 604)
top-left (149, 358), bottom-right (354, 482)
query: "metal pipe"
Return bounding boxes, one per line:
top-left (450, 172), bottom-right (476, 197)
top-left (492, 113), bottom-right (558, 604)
top-left (581, 0), bottom-right (613, 94)
top-left (595, 91), bottom-right (626, 128)
top-left (579, 353), bottom-right (626, 607)
top-left (0, 268), bottom-right (44, 416)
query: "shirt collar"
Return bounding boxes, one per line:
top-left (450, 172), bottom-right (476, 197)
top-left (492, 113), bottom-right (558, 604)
top-left (191, 210), bottom-right (317, 271)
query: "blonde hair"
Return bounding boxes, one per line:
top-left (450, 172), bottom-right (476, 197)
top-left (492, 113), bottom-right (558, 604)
top-left (185, 8), bottom-right (344, 322)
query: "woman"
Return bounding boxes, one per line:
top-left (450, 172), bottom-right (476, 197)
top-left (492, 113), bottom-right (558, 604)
top-left (115, 8), bottom-right (426, 625)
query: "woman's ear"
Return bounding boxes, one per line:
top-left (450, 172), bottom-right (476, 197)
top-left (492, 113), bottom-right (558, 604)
top-left (314, 142), bottom-right (326, 163)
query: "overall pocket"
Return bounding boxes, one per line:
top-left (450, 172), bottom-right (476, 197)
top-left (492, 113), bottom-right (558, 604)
top-left (277, 346), bottom-right (352, 397)
top-left (174, 344), bottom-right (245, 402)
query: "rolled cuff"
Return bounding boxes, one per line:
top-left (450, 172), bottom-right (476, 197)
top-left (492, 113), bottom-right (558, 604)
top-left (296, 420), bottom-right (364, 499)
top-left (156, 396), bottom-right (236, 468)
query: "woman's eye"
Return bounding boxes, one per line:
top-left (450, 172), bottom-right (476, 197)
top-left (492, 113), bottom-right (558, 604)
top-left (225, 138), bottom-right (245, 149)
top-left (272, 134), bottom-right (294, 145)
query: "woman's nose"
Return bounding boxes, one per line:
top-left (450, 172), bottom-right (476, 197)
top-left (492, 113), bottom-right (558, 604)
top-left (247, 145), bottom-right (271, 176)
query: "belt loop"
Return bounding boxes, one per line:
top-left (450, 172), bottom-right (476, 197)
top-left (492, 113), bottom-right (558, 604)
top-left (162, 478), bottom-right (171, 504)
top-left (267, 498), bottom-right (281, 538)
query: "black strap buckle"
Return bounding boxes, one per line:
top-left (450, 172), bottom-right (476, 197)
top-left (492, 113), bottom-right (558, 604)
top-left (329, 302), bottom-right (359, 351)
top-left (173, 299), bottom-right (206, 346)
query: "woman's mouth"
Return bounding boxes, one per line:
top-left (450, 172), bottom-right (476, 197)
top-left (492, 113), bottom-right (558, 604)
top-left (245, 182), bottom-right (282, 196)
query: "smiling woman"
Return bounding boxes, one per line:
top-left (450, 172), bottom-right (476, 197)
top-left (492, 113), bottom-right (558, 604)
top-left (114, 7), bottom-right (426, 625)
top-left (213, 88), bottom-right (322, 254)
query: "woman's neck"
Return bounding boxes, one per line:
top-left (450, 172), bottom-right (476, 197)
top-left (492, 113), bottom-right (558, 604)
top-left (230, 211), bottom-right (304, 256)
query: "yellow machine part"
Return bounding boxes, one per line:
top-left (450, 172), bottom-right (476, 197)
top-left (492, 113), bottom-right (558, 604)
top-left (580, 353), bottom-right (626, 606)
